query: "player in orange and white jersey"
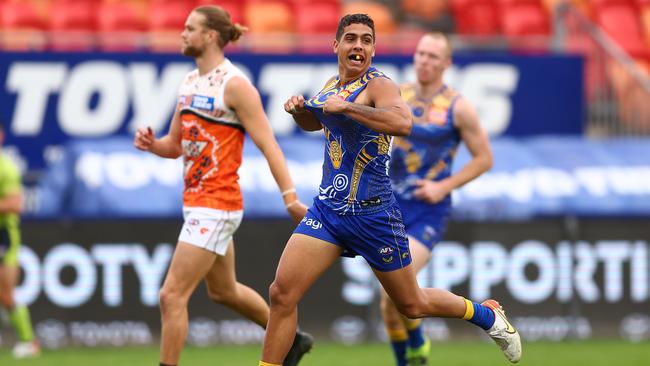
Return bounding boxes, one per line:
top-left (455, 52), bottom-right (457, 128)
top-left (133, 5), bottom-right (311, 366)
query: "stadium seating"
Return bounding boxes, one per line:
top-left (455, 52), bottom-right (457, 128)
top-left (639, 0), bottom-right (650, 48)
top-left (97, 1), bottom-right (147, 51)
top-left (48, 0), bottom-right (98, 50)
top-left (541, 0), bottom-right (593, 17)
top-left (294, 0), bottom-right (341, 52)
top-left (195, 0), bottom-right (245, 24)
top-left (245, 0), bottom-right (294, 33)
top-left (341, 1), bottom-right (397, 34)
top-left (401, 0), bottom-right (449, 21)
top-left (451, 0), bottom-right (501, 36)
top-left (0, 0), bottom-right (647, 58)
top-left (593, 0), bottom-right (647, 56)
top-left (242, 0), bottom-right (294, 52)
top-left (294, 0), bottom-right (340, 35)
top-left (0, 1), bottom-right (47, 50)
top-left (499, 0), bottom-right (550, 36)
top-left (148, 0), bottom-right (194, 52)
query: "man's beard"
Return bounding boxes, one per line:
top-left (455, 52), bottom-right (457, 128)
top-left (182, 45), bottom-right (202, 57)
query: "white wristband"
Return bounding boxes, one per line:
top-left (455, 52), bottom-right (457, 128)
top-left (285, 200), bottom-right (299, 208)
top-left (282, 188), bottom-right (296, 196)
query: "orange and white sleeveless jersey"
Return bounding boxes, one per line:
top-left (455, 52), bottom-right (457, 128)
top-left (177, 59), bottom-right (247, 211)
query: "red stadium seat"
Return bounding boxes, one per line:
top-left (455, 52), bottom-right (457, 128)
top-left (0, 1), bottom-right (47, 50)
top-left (451, 0), bottom-right (501, 36)
top-left (244, 0), bottom-right (295, 52)
top-left (48, 0), bottom-right (98, 50)
top-left (640, 3), bottom-right (650, 47)
top-left (245, 1), bottom-right (293, 34)
top-left (341, 1), bottom-right (397, 53)
top-left (293, 0), bottom-right (341, 52)
top-left (341, 1), bottom-right (397, 34)
top-left (294, 0), bottom-right (340, 35)
top-left (148, 0), bottom-right (194, 52)
top-left (97, 2), bottom-right (147, 51)
top-left (542, 0), bottom-right (593, 17)
top-left (194, 0), bottom-right (245, 25)
top-left (499, 0), bottom-right (551, 36)
top-left (245, 0), bottom-right (294, 33)
top-left (594, 0), bottom-right (647, 56)
top-left (401, 0), bottom-right (449, 21)
top-left (149, 0), bottom-right (193, 31)
top-left (0, 1), bottom-right (46, 29)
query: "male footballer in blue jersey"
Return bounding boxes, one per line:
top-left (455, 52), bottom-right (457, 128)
top-left (258, 14), bottom-right (521, 366)
top-left (382, 32), bottom-right (494, 366)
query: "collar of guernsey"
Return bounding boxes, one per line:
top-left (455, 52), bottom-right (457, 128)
top-left (304, 67), bottom-right (396, 215)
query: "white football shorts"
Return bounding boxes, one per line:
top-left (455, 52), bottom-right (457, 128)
top-left (178, 206), bottom-right (243, 256)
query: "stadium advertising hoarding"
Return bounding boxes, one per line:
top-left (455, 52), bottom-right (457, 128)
top-left (0, 52), bottom-right (583, 172)
top-left (7, 219), bottom-right (649, 348)
top-left (32, 136), bottom-right (650, 219)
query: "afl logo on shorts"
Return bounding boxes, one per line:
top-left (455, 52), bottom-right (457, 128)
top-left (378, 246), bottom-right (394, 255)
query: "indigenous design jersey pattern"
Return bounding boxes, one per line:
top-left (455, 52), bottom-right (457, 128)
top-left (177, 59), bottom-right (247, 211)
top-left (304, 67), bottom-right (394, 215)
top-left (390, 83), bottom-right (461, 203)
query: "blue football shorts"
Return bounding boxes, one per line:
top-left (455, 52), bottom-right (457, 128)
top-left (397, 196), bottom-right (451, 251)
top-left (294, 198), bottom-right (412, 272)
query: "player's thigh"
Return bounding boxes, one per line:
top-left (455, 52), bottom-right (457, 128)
top-left (203, 240), bottom-right (237, 295)
top-left (273, 233), bottom-right (342, 300)
top-left (0, 265), bottom-right (18, 293)
top-left (0, 265), bottom-right (19, 305)
top-left (408, 235), bottom-right (432, 273)
top-left (373, 265), bottom-right (423, 310)
top-left (162, 242), bottom-right (217, 298)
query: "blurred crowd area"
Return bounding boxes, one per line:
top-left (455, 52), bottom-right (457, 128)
top-left (1, 0), bottom-right (649, 133)
top-left (0, 0), bottom-right (647, 54)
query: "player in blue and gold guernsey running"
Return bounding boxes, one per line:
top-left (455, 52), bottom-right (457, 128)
top-left (382, 33), bottom-right (495, 366)
top-left (259, 16), bottom-right (521, 366)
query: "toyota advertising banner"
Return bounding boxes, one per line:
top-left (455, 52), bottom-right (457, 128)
top-left (7, 219), bottom-right (649, 348)
top-left (0, 52), bottom-right (583, 172)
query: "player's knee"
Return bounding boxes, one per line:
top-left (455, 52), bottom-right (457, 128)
top-left (394, 300), bottom-right (422, 319)
top-left (380, 294), bottom-right (396, 315)
top-left (207, 286), bottom-right (236, 305)
top-left (268, 280), bottom-right (296, 309)
top-left (159, 288), bottom-right (184, 312)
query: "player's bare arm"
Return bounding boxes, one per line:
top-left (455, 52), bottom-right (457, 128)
top-left (226, 76), bottom-right (308, 223)
top-left (450, 98), bottom-right (493, 184)
top-left (414, 98), bottom-right (492, 203)
top-left (133, 106), bottom-right (183, 158)
top-left (323, 77), bottom-right (411, 136)
top-left (0, 192), bottom-right (22, 214)
top-left (285, 95), bottom-right (323, 131)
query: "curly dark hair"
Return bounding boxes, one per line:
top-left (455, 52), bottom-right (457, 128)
top-left (335, 13), bottom-right (375, 42)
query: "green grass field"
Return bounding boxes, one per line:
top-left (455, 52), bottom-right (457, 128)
top-left (1, 341), bottom-right (649, 366)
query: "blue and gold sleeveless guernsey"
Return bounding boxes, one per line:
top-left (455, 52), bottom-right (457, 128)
top-left (306, 67), bottom-right (394, 215)
top-left (390, 83), bottom-right (461, 250)
top-left (294, 67), bottom-right (412, 272)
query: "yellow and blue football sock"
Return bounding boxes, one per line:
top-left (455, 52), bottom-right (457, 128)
top-left (259, 362), bottom-right (281, 366)
top-left (462, 298), bottom-right (495, 330)
top-left (387, 327), bottom-right (409, 366)
top-left (9, 305), bottom-right (34, 342)
top-left (405, 319), bottom-right (425, 349)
